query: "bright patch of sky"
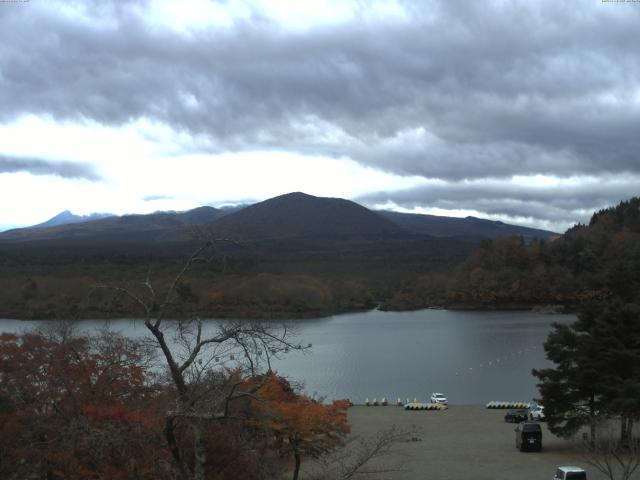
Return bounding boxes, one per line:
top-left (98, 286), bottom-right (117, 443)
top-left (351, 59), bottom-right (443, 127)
top-left (0, 115), bottom-right (427, 227)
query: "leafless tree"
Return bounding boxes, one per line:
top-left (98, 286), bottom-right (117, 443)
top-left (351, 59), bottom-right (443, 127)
top-left (97, 240), bottom-right (304, 480)
top-left (581, 420), bottom-right (640, 480)
top-left (306, 425), bottom-right (418, 480)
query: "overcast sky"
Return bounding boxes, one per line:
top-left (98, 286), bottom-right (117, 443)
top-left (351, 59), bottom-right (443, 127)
top-left (1, 0), bottom-right (639, 233)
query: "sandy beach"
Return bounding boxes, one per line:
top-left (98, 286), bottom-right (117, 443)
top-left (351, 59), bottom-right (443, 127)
top-left (339, 405), bottom-right (627, 480)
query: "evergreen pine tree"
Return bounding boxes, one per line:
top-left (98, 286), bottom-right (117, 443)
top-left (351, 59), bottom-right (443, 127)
top-left (533, 299), bottom-right (640, 443)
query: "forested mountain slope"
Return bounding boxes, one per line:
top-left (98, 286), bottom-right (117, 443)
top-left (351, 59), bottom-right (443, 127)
top-left (442, 198), bottom-right (640, 308)
top-left (379, 211), bottom-right (557, 239)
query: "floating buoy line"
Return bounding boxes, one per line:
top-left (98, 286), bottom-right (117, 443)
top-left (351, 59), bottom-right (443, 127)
top-left (453, 345), bottom-right (540, 377)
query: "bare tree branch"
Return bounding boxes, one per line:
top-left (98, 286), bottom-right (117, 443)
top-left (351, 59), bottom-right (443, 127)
top-left (93, 240), bottom-right (306, 480)
top-left (307, 425), bottom-right (417, 480)
top-left (94, 284), bottom-right (151, 317)
top-left (581, 421), bottom-right (640, 480)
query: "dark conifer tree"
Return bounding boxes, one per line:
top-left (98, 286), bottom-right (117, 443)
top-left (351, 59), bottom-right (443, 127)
top-left (534, 299), bottom-right (640, 444)
top-left (533, 318), bottom-right (604, 441)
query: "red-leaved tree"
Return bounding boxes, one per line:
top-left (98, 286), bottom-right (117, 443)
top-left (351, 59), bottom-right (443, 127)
top-left (257, 374), bottom-right (351, 480)
top-left (0, 328), bottom-right (164, 479)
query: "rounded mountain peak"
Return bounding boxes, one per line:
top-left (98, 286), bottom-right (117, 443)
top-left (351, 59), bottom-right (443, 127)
top-left (209, 192), bottom-right (403, 239)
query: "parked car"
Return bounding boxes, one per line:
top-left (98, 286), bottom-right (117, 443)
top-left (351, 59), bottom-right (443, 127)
top-left (515, 422), bottom-right (542, 452)
top-left (553, 466), bottom-right (587, 479)
top-left (504, 409), bottom-right (528, 423)
top-left (529, 404), bottom-right (545, 421)
top-left (430, 392), bottom-right (447, 404)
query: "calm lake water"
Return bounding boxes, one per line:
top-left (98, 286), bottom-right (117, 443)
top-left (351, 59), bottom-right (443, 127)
top-left (0, 309), bottom-right (573, 404)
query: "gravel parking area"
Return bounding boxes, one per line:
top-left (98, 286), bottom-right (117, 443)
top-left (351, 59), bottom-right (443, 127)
top-left (343, 405), bottom-right (627, 480)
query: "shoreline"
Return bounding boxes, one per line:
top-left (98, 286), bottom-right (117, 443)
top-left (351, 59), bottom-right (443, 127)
top-left (0, 303), bottom-right (572, 322)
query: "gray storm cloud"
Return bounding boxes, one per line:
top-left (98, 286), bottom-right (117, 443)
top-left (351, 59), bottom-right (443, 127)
top-left (357, 175), bottom-right (640, 232)
top-left (0, 0), bottom-right (639, 228)
top-left (0, 154), bottom-right (99, 180)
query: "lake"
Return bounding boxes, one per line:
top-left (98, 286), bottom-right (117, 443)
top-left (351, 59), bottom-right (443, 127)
top-left (0, 309), bottom-right (573, 405)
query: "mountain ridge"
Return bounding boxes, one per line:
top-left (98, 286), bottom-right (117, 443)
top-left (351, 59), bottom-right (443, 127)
top-left (0, 207), bottom-right (225, 243)
top-left (0, 193), bottom-right (558, 257)
top-left (33, 210), bottom-right (114, 229)
top-left (378, 210), bottom-right (557, 239)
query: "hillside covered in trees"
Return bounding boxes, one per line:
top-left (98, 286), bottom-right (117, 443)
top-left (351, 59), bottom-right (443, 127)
top-left (434, 197), bottom-right (640, 310)
top-left (0, 192), bottom-right (555, 320)
top-left (1, 195), bottom-right (636, 319)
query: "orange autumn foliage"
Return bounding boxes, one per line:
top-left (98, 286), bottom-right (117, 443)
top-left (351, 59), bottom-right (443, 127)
top-left (0, 334), bottom-right (351, 480)
top-left (255, 373), bottom-right (351, 477)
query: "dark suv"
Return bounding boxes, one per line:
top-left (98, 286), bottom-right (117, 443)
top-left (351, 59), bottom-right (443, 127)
top-left (515, 422), bottom-right (542, 452)
top-left (504, 409), bottom-right (528, 423)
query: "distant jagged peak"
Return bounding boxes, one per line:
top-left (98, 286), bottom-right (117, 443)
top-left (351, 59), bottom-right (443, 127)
top-left (32, 210), bottom-right (113, 228)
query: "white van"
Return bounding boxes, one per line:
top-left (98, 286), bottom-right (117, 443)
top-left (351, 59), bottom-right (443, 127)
top-left (554, 466), bottom-right (586, 480)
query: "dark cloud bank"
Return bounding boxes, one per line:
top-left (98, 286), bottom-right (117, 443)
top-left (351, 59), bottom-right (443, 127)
top-left (1, 0), bottom-right (639, 229)
top-left (0, 154), bottom-right (99, 180)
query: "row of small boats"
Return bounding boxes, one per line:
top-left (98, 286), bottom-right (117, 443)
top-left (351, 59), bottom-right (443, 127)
top-left (485, 401), bottom-right (531, 409)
